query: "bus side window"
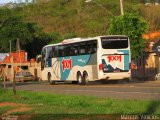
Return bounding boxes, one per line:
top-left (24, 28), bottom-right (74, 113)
top-left (80, 43), bottom-right (86, 55)
top-left (41, 48), bottom-right (46, 70)
top-left (77, 45), bottom-right (80, 55)
top-left (48, 47), bottom-right (52, 58)
top-left (70, 45), bottom-right (75, 56)
top-left (92, 41), bottom-right (97, 53)
top-left (64, 45), bottom-right (70, 56)
top-left (73, 43), bottom-right (79, 56)
top-left (52, 46), bottom-right (55, 57)
top-left (58, 46), bottom-right (65, 57)
top-left (88, 40), bottom-right (97, 54)
top-left (84, 41), bottom-right (92, 54)
top-left (86, 42), bottom-right (92, 54)
top-left (54, 46), bottom-right (59, 57)
top-left (42, 48), bottom-right (46, 58)
top-left (58, 49), bottom-right (62, 57)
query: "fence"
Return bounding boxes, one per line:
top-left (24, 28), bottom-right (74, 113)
top-left (132, 67), bottom-right (157, 80)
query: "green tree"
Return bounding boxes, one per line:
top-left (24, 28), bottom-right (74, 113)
top-left (0, 8), bottom-right (33, 52)
top-left (0, 8), bottom-right (51, 58)
top-left (108, 13), bottom-right (148, 59)
top-left (24, 23), bottom-right (52, 58)
top-left (49, 32), bottom-right (77, 44)
top-left (49, 32), bottom-right (63, 44)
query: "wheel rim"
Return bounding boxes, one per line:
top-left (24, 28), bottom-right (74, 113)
top-left (83, 73), bottom-right (89, 84)
top-left (78, 75), bottom-right (82, 84)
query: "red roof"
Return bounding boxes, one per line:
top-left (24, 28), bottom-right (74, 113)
top-left (2, 51), bottom-right (27, 63)
top-left (143, 31), bottom-right (160, 40)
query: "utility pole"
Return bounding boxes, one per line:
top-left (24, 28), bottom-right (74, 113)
top-left (3, 66), bottom-right (6, 90)
top-left (10, 40), bottom-right (16, 95)
top-left (16, 38), bottom-right (21, 71)
top-left (85, 0), bottom-right (124, 16)
top-left (85, 0), bottom-right (114, 17)
top-left (11, 56), bottom-right (16, 95)
top-left (120, 0), bottom-right (124, 15)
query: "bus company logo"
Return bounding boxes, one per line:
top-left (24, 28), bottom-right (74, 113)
top-left (78, 59), bottom-right (86, 63)
top-left (107, 55), bottom-right (122, 62)
top-left (61, 58), bottom-right (72, 71)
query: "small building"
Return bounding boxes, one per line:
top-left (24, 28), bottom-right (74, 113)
top-left (132, 31), bottom-right (160, 80)
top-left (0, 51), bottom-right (41, 81)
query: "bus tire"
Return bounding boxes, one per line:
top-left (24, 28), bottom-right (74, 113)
top-left (48, 73), bottom-right (55, 85)
top-left (82, 71), bottom-right (89, 85)
top-left (77, 72), bottom-right (83, 85)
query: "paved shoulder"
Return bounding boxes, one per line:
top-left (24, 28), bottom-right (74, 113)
top-left (3, 81), bottom-right (159, 100)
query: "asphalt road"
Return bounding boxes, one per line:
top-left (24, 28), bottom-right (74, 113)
top-left (2, 80), bottom-right (160, 100)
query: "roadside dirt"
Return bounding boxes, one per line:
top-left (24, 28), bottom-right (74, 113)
top-left (0, 102), bottom-right (32, 120)
top-left (0, 102), bottom-right (26, 108)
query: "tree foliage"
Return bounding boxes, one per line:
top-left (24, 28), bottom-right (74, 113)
top-left (18, 0), bottom-right (141, 37)
top-left (0, 8), bottom-right (51, 58)
top-left (0, 8), bottom-right (31, 51)
top-left (140, 5), bottom-right (160, 31)
top-left (108, 13), bottom-right (148, 59)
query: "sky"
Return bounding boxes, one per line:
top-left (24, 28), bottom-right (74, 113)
top-left (0, 0), bottom-right (17, 4)
top-left (0, 0), bottom-right (32, 4)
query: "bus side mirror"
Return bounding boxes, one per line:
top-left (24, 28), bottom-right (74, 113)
top-left (36, 55), bottom-right (42, 63)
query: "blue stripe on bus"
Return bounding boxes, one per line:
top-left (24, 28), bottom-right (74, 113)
top-left (58, 55), bottom-right (91, 80)
top-left (117, 50), bottom-right (129, 70)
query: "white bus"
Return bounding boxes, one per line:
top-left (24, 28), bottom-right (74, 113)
top-left (40, 35), bottom-right (131, 85)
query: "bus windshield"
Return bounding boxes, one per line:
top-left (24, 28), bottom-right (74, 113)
top-left (101, 37), bottom-right (128, 49)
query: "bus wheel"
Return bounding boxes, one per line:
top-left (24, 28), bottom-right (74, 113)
top-left (82, 72), bottom-right (89, 85)
top-left (77, 72), bottom-right (82, 85)
top-left (48, 73), bottom-right (55, 85)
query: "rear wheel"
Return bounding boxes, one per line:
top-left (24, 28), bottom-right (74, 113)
top-left (48, 73), bottom-right (55, 85)
top-left (77, 72), bottom-right (83, 85)
top-left (82, 72), bottom-right (89, 85)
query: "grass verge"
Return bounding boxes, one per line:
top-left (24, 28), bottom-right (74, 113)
top-left (0, 89), bottom-right (160, 120)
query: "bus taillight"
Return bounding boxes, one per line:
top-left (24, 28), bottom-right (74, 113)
top-left (99, 64), bottom-right (103, 71)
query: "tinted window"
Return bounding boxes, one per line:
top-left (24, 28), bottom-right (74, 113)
top-left (86, 40), bottom-right (97, 54)
top-left (101, 37), bottom-right (128, 49)
top-left (41, 47), bottom-right (46, 70)
top-left (58, 46), bottom-right (62, 57)
top-left (79, 42), bottom-right (86, 55)
top-left (64, 44), bottom-right (71, 56)
top-left (51, 40), bottom-right (97, 57)
top-left (54, 46), bottom-right (59, 57)
top-left (41, 48), bottom-right (46, 58)
top-left (46, 46), bottom-right (52, 58)
top-left (79, 40), bottom-right (97, 55)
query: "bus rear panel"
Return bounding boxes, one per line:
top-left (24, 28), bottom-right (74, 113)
top-left (98, 36), bottom-right (131, 80)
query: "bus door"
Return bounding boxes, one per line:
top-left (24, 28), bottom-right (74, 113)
top-left (51, 46), bottom-right (61, 80)
top-left (41, 47), bottom-right (46, 71)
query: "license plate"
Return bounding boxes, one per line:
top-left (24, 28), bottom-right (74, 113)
top-left (114, 70), bottom-right (120, 72)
